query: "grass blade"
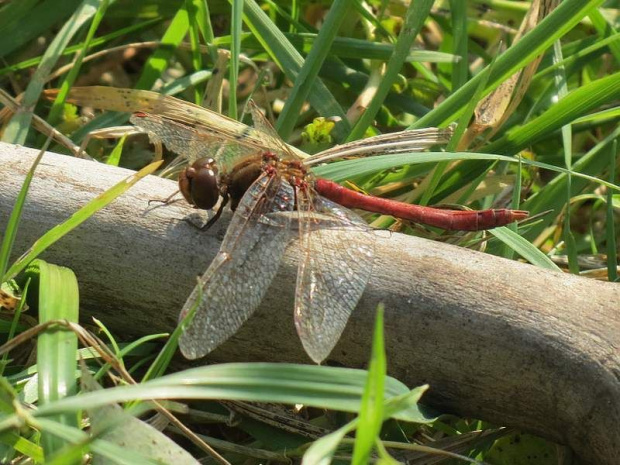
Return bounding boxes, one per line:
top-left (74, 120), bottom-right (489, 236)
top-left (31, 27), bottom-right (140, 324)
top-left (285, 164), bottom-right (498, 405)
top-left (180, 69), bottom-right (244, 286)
top-left (347, 0), bottom-right (434, 141)
top-left (0, 0), bottom-right (82, 58)
top-left (276, 0), bottom-right (352, 140)
top-left (449, 0), bottom-right (468, 91)
top-left (606, 140), bottom-right (618, 282)
top-left (2, 0), bottom-right (102, 144)
top-left (81, 368), bottom-right (198, 465)
top-left (185, 0), bottom-right (205, 105)
top-left (26, 260), bottom-right (80, 458)
top-left (135, 4), bottom-right (189, 89)
top-left (490, 227), bottom-right (561, 271)
top-left (352, 305), bottom-right (386, 464)
top-left (242, 0), bottom-right (350, 140)
top-left (0, 139), bottom-right (50, 278)
top-left (410, 0), bottom-right (605, 129)
top-left (228, 0), bottom-right (243, 119)
top-left (33, 363), bottom-right (428, 422)
top-left (3, 160), bottom-right (163, 281)
top-left (313, 150), bottom-right (620, 194)
top-left (484, 71), bottom-right (620, 155)
top-left (47, 0), bottom-right (111, 126)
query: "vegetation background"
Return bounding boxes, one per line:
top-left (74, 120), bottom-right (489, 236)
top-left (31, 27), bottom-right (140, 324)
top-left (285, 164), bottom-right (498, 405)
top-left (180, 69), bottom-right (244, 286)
top-left (0, 0), bottom-right (618, 464)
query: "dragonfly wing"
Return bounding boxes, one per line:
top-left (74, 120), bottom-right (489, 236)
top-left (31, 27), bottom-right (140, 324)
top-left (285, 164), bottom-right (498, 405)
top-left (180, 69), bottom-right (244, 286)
top-left (179, 174), bottom-right (295, 359)
top-left (294, 195), bottom-right (375, 363)
top-left (246, 101), bottom-right (302, 161)
top-left (130, 113), bottom-right (258, 172)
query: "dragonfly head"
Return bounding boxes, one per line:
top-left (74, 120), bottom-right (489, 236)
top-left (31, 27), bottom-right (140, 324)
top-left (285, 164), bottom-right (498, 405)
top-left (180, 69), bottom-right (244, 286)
top-left (179, 157), bottom-right (220, 210)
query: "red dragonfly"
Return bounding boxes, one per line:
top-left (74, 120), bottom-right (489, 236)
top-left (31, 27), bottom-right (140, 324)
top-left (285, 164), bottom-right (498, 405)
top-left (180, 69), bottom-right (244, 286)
top-left (131, 105), bottom-right (527, 363)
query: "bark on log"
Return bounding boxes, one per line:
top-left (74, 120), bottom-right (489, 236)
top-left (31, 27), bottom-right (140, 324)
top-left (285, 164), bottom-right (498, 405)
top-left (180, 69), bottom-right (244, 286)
top-left (1, 142), bottom-right (619, 464)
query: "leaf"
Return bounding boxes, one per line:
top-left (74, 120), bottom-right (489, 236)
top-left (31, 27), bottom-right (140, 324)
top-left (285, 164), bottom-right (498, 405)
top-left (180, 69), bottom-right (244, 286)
top-left (2, 0), bottom-right (103, 144)
top-left (352, 305), bottom-right (387, 464)
top-left (490, 227), bottom-right (561, 271)
top-left (34, 363), bottom-right (427, 422)
top-left (4, 160), bottom-right (163, 281)
top-left (28, 260), bottom-right (80, 458)
top-left (80, 365), bottom-right (199, 465)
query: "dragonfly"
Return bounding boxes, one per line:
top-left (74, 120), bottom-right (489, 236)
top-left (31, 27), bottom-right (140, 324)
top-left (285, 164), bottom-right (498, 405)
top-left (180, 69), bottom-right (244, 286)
top-left (131, 105), bottom-right (527, 363)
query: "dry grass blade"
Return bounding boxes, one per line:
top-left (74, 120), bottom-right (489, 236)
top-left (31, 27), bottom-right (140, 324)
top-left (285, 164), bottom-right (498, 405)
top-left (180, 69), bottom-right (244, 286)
top-left (462, 0), bottom-right (560, 149)
top-left (0, 289), bottom-right (22, 312)
top-left (0, 88), bottom-right (86, 158)
top-left (220, 400), bottom-right (332, 440)
top-left (203, 49), bottom-right (231, 112)
top-left (394, 428), bottom-right (510, 464)
top-left (167, 426), bottom-right (292, 463)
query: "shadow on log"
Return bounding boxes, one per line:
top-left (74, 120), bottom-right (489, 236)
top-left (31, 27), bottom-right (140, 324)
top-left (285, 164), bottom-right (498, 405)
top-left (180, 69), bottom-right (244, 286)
top-left (0, 142), bottom-right (619, 464)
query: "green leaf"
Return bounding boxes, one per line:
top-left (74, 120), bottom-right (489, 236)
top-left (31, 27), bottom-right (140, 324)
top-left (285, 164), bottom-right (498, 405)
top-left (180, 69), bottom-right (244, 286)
top-left (47, 0), bottom-right (110, 127)
top-left (411, 0), bottom-right (606, 129)
top-left (32, 418), bottom-right (167, 465)
top-left (34, 364), bottom-right (426, 422)
top-left (0, 431), bottom-right (43, 463)
top-left (519, 126), bottom-right (620, 242)
top-left (484, 71), bottom-right (620, 155)
top-left (303, 386), bottom-right (431, 465)
top-left (0, 141), bottom-right (48, 278)
top-left (0, 19), bottom-right (161, 77)
top-left (277, 0), bottom-right (352, 139)
top-left (485, 432), bottom-right (558, 464)
top-left (106, 135), bottom-right (126, 167)
top-left (135, 4), bottom-right (189, 90)
top-left (81, 366), bottom-right (198, 465)
top-left (228, 0), bottom-right (243, 119)
top-left (185, 0), bottom-right (205, 105)
top-left (606, 140), bottom-right (618, 282)
top-left (26, 260), bottom-right (80, 458)
top-left (0, 0), bottom-right (82, 58)
top-left (312, 151), bottom-right (619, 194)
top-left (352, 305), bottom-right (387, 464)
top-left (242, 0), bottom-right (350, 140)
top-left (347, 0), bottom-right (434, 141)
top-left (2, 0), bottom-right (103, 144)
top-left (490, 228), bottom-right (561, 271)
top-left (3, 161), bottom-right (163, 281)
top-left (302, 420), bottom-right (355, 465)
top-left (213, 32), bottom-right (457, 63)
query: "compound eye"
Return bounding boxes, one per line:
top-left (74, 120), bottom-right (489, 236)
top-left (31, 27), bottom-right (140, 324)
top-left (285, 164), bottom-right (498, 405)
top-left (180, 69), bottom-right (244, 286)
top-left (179, 158), bottom-right (220, 210)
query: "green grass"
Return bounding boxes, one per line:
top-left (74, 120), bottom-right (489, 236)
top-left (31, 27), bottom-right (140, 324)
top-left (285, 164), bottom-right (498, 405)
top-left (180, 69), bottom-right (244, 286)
top-left (0, 0), bottom-right (618, 463)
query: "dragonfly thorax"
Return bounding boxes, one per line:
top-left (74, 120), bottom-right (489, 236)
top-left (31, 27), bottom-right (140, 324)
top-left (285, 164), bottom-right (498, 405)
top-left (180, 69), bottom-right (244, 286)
top-left (226, 157), bottom-right (264, 211)
top-left (226, 152), bottom-right (311, 211)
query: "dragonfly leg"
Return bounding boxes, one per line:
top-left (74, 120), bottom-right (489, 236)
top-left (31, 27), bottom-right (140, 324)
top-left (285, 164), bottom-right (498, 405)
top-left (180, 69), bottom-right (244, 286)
top-left (202, 194), bottom-right (230, 230)
top-left (147, 189), bottom-right (184, 207)
top-left (148, 190), bottom-right (183, 206)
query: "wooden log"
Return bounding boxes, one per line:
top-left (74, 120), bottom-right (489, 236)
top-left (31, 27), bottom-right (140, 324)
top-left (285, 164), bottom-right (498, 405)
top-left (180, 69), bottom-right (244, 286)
top-left (0, 142), bottom-right (618, 464)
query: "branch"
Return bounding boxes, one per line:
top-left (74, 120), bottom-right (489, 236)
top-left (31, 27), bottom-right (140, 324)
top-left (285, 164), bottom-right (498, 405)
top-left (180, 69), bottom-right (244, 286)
top-left (1, 142), bottom-right (618, 464)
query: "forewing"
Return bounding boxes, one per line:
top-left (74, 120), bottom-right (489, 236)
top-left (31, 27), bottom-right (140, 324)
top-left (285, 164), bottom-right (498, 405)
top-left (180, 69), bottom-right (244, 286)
top-left (294, 195), bottom-right (375, 363)
top-left (247, 101), bottom-right (302, 161)
top-left (130, 113), bottom-right (259, 172)
top-left (179, 174), bottom-right (295, 359)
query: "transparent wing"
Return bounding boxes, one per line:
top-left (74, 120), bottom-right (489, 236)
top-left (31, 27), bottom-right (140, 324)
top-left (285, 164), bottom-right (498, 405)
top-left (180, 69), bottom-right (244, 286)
top-left (179, 174), bottom-right (296, 359)
top-left (304, 126), bottom-right (454, 166)
top-left (246, 101), bottom-right (303, 161)
top-left (294, 194), bottom-right (375, 363)
top-left (130, 113), bottom-right (260, 172)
